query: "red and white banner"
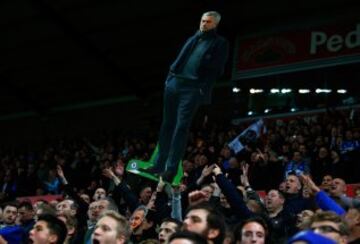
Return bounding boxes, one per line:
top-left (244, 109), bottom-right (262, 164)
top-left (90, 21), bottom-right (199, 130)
top-left (233, 22), bottom-right (360, 80)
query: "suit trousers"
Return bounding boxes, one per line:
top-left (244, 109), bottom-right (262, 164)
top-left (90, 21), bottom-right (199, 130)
top-left (155, 76), bottom-right (202, 173)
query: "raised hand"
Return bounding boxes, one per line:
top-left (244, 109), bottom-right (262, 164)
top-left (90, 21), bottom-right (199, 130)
top-left (201, 164), bottom-right (215, 177)
top-left (197, 164), bottom-right (216, 185)
top-left (240, 162), bottom-right (250, 187)
top-left (103, 167), bottom-right (121, 186)
top-left (56, 165), bottom-right (65, 178)
top-left (156, 176), bottom-right (166, 192)
top-left (299, 174), bottom-right (320, 194)
top-left (212, 164), bottom-right (222, 176)
top-left (102, 167), bottom-right (115, 179)
top-left (56, 165), bottom-right (68, 185)
top-left (188, 190), bottom-right (207, 206)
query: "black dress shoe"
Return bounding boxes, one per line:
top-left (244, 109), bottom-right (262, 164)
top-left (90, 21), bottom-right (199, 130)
top-left (161, 171), bottom-right (177, 182)
top-left (142, 166), bottom-right (163, 175)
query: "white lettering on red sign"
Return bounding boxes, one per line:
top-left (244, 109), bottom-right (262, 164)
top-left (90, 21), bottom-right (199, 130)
top-left (310, 24), bottom-right (360, 54)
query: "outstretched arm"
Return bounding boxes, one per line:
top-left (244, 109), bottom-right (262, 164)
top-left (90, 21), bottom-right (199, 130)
top-left (213, 164), bottom-right (253, 219)
top-left (301, 174), bottom-right (345, 215)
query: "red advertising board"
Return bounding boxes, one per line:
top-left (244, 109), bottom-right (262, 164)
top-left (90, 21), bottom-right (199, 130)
top-left (233, 22), bottom-right (360, 80)
top-left (17, 195), bottom-right (63, 205)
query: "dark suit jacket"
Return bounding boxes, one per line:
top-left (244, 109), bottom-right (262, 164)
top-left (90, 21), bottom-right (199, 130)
top-left (169, 29), bottom-right (229, 104)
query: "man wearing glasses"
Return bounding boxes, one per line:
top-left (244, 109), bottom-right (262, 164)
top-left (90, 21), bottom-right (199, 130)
top-left (309, 211), bottom-right (349, 244)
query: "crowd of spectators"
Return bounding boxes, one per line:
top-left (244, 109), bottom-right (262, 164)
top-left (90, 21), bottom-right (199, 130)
top-left (0, 108), bottom-right (360, 243)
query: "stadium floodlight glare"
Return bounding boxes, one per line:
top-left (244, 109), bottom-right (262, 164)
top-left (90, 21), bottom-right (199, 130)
top-left (315, 88), bottom-right (332, 93)
top-left (281, 88), bottom-right (292, 94)
top-left (270, 88), bottom-right (280, 94)
top-left (249, 88), bottom-right (264, 94)
top-left (290, 108), bottom-right (297, 112)
top-left (247, 111), bottom-right (254, 116)
top-left (264, 108), bottom-right (271, 114)
top-left (232, 87), bottom-right (241, 93)
top-left (337, 89), bottom-right (347, 94)
top-left (298, 89), bottom-right (310, 94)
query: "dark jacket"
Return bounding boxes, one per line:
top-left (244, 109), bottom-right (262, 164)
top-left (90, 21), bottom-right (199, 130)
top-left (169, 29), bottom-right (229, 104)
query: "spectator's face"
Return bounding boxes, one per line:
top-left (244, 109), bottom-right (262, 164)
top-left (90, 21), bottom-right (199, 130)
top-left (222, 147), bottom-right (231, 159)
top-left (356, 189), bottom-right (360, 199)
top-left (240, 222), bottom-right (266, 244)
top-left (129, 209), bottom-right (145, 230)
top-left (285, 175), bottom-right (301, 194)
top-left (321, 175), bottom-right (333, 186)
top-left (97, 200), bottom-right (110, 215)
top-left (330, 150), bottom-right (339, 160)
top-left (88, 201), bottom-right (99, 222)
top-left (18, 206), bottom-right (34, 223)
top-left (93, 188), bottom-right (106, 201)
top-left (139, 187), bottom-right (152, 204)
top-left (265, 190), bottom-right (284, 212)
top-left (183, 209), bottom-right (209, 238)
top-left (282, 144), bottom-right (290, 153)
top-left (278, 181), bottom-right (286, 192)
top-left (299, 145), bottom-right (307, 155)
top-left (229, 157), bottom-right (240, 168)
top-left (3, 206), bottom-right (17, 225)
top-left (315, 136), bottom-right (324, 146)
top-left (220, 193), bottom-right (230, 208)
top-left (296, 210), bottom-right (314, 229)
top-left (56, 200), bottom-right (75, 217)
top-left (49, 200), bottom-right (59, 209)
top-left (345, 130), bottom-right (353, 140)
top-left (293, 152), bottom-right (302, 162)
top-left (159, 221), bottom-right (178, 244)
top-left (310, 220), bottom-right (346, 244)
top-left (318, 147), bottom-right (328, 159)
top-left (80, 194), bottom-right (90, 204)
top-left (183, 160), bottom-right (194, 173)
top-left (199, 155), bottom-right (208, 166)
top-left (302, 185), bottom-right (311, 199)
top-left (330, 178), bottom-right (346, 196)
top-left (29, 220), bottom-right (58, 244)
top-left (92, 216), bottom-right (124, 244)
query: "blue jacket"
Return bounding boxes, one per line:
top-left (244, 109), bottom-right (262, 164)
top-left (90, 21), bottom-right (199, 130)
top-left (315, 191), bottom-right (346, 215)
top-left (169, 29), bottom-right (229, 104)
top-left (0, 225), bottom-right (24, 244)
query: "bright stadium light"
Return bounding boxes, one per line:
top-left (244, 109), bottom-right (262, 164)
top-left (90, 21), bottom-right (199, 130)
top-left (281, 88), bottom-right (292, 94)
top-left (249, 88), bottom-right (264, 94)
top-left (247, 111), bottom-right (254, 116)
top-left (298, 89), bottom-right (310, 94)
top-left (337, 89), bottom-right (347, 94)
top-left (233, 87), bottom-right (241, 93)
top-left (270, 88), bottom-right (280, 94)
top-left (264, 108), bottom-right (271, 114)
top-left (290, 107), bottom-right (297, 112)
top-left (316, 88), bottom-right (332, 93)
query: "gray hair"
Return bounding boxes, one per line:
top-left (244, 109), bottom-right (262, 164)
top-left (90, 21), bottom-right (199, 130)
top-left (134, 205), bottom-right (148, 217)
top-left (202, 11), bottom-right (221, 24)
